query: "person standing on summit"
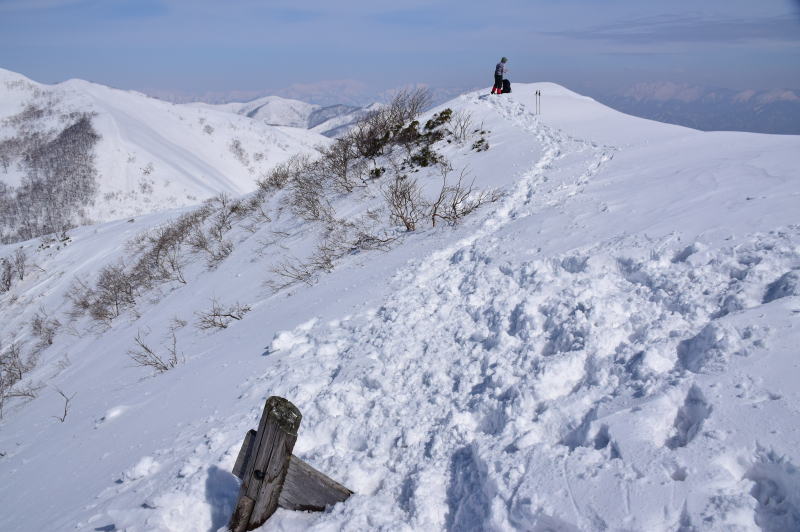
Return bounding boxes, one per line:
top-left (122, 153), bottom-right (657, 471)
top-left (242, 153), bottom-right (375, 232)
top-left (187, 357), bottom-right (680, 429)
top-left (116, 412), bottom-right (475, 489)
top-left (492, 57), bottom-right (508, 94)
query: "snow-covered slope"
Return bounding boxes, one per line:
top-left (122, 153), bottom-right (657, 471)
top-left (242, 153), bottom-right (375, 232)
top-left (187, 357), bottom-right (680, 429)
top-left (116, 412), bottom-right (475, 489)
top-left (188, 95), bottom-right (367, 137)
top-left (188, 95), bottom-right (317, 128)
top-left (1, 83), bottom-right (799, 532)
top-left (0, 68), bottom-right (328, 235)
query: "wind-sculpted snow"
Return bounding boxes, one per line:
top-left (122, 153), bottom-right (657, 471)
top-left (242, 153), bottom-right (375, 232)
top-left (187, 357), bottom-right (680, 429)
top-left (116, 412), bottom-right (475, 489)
top-left (1, 83), bottom-right (799, 531)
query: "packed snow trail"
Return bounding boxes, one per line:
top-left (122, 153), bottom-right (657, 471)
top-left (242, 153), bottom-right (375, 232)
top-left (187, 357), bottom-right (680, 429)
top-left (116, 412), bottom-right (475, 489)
top-left (251, 96), bottom-right (800, 530)
top-left (476, 93), bottom-right (616, 234)
top-left (260, 93), bottom-right (627, 530)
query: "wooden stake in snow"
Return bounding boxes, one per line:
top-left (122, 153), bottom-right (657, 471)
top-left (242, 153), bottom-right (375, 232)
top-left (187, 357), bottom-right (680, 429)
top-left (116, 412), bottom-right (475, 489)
top-left (228, 396), bottom-right (352, 531)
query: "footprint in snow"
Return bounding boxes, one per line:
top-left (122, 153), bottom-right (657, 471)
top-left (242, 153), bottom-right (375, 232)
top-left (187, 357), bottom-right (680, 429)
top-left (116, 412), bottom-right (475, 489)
top-left (665, 385), bottom-right (712, 450)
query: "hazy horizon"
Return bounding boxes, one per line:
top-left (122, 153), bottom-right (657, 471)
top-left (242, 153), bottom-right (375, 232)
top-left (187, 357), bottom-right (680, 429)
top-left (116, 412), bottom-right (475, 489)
top-left (1, 0), bottom-right (798, 102)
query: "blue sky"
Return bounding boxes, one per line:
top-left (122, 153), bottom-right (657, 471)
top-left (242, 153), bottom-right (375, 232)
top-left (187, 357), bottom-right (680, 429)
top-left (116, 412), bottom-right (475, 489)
top-left (0, 0), bottom-right (798, 101)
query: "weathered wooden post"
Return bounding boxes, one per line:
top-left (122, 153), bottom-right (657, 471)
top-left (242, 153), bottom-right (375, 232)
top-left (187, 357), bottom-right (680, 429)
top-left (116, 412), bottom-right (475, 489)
top-left (228, 396), bottom-right (352, 531)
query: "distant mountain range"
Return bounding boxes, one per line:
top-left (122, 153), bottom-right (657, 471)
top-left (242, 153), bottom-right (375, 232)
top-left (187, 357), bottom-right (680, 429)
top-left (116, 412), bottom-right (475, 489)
top-left (594, 82), bottom-right (800, 135)
top-left (187, 95), bottom-right (374, 137)
top-left (147, 80), bottom-right (800, 136)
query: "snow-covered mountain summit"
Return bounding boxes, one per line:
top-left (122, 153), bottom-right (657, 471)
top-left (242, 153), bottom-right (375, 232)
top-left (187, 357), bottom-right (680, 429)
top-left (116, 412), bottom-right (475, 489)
top-left (0, 68), bottom-right (327, 242)
top-left (1, 81), bottom-right (799, 531)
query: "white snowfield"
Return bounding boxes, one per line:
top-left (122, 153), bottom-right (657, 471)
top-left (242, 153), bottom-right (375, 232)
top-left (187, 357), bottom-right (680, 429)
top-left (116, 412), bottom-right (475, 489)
top-left (0, 68), bottom-right (327, 226)
top-left (187, 96), bottom-right (317, 128)
top-left (1, 82), bottom-right (800, 532)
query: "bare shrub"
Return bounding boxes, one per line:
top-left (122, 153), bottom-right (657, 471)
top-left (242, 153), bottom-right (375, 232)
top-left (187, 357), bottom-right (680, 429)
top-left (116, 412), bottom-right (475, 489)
top-left (351, 89), bottom-right (431, 160)
top-left (450, 110), bottom-right (473, 143)
top-left (257, 155), bottom-right (309, 192)
top-left (207, 239), bottom-right (234, 266)
top-left (268, 215), bottom-right (395, 291)
top-left (187, 228), bottom-right (231, 267)
top-left (154, 240), bottom-right (186, 283)
top-left (133, 226), bottom-right (186, 285)
top-left (128, 328), bottom-right (180, 373)
top-left (384, 175), bottom-right (426, 231)
top-left (128, 207), bottom-right (213, 285)
top-left (0, 342), bottom-right (29, 384)
top-left (351, 110), bottom-right (393, 160)
top-left (12, 248), bottom-right (26, 281)
top-left (0, 258), bottom-right (12, 292)
top-left (170, 316), bottom-right (187, 330)
top-left (84, 262), bottom-right (139, 322)
top-left (188, 224), bottom-right (212, 254)
top-left (312, 221), bottom-right (392, 270)
top-left (268, 258), bottom-right (316, 289)
top-left (31, 307), bottom-right (61, 348)
top-left (0, 382), bottom-right (37, 418)
top-left (317, 137), bottom-right (361, 193)
top-left (0, 341), bottom-right (38, 417)
top-left (195, 298), bottom-right (251, 330)
top-left (242, 195), bottom-right (272, 231)
top-left (387, 88), bottom-right (431, 126)
top-left (95, 263), bottom-right (137, 315)
top-left (229, 138), bottom-right (248, 165)
top-left (286, 169), bottom-right (334, 223)
top-left (65, 278), bottom-right (93, 319)
top-left (208, 194), bottom-right (236, 241)
top-left (430, 168), bottom-right (502, 227)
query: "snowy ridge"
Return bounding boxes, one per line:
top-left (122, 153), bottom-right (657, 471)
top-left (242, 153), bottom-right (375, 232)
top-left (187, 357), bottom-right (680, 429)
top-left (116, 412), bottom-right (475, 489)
top-left (0, 68), bottom-right (328, 232)
top-left (1, 83), bottom-right (799, 531)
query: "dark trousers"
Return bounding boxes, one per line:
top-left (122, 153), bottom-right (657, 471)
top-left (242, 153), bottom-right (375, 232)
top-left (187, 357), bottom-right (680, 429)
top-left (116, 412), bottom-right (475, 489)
top-left (493, 75), bottom-right (503, 93)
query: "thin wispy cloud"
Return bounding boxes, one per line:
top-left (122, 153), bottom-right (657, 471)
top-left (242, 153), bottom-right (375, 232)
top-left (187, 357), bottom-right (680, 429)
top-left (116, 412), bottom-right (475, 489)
top-left (0, 0), bottom-right (88, 11)
top-left (547, 14), bottom-right (800, 45)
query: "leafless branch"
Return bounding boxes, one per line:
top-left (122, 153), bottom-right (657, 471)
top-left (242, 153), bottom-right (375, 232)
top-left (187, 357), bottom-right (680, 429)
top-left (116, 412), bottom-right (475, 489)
top-left (52, 387), bottom-right (76, 422)
top-left (195, 298), bottom-right (251, 330)
top-left (127, 328), bottom-right (179, 373)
